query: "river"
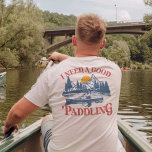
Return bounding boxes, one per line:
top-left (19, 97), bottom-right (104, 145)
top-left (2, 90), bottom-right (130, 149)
top-left (0, 68), bottom-right (152, 145)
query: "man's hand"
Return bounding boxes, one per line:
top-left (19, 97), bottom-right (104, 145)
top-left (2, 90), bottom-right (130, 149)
top-left (48, 52), bottom-right (70, 62)
top-left (4, 124), bottom-right (19, 135)
top-left (4, 97), bottom-right (39, 136)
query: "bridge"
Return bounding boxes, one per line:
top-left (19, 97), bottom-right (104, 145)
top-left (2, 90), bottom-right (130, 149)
top-left (44, 23), bottom-right (151, 53)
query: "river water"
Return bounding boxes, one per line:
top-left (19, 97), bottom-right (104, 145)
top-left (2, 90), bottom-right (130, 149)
top-left (0, 68), bottom-right (152, 145)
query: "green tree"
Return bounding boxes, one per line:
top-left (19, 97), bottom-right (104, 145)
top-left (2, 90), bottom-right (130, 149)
top-left (43, 11), bottom-right (76, 27)
top-left (144, 14), bottom-right (152, 23)
top-left (100, 45), bottom-right (129, 67)
top-left (143, 0), bottom-right (152, 6)
top-left (0, 48), bottom-right (19, 68)
top-left (0, 0), bottom-right (45, 68)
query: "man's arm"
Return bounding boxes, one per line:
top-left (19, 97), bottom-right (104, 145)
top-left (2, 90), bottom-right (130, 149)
top-left (4, 97), bottom-right (39, 134)
top-left (48, 52), bottom-right (70, 62)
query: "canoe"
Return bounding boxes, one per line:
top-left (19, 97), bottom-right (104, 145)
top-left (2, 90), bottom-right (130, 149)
top-left (0, 118), bottom-right (152, 152)
top-left (0, 72), bottom-right (6, 87)
top-left (121, 68), bottom-right (132, 71)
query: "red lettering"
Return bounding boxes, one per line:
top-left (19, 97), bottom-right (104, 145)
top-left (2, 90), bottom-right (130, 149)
top-left (99, 107), bottom-right (105, 113)
top-left (74, 68), bottom-right (80, 74)
top-left (71, 108), bottom-right (77, 115)
top-left (65, 106), bottom-right (72, 115)
top-left (106, 71), bottom-right (111, 77)
top-left (65, 72), bottom-right (70, 77)
top-left (97, 68), bottom-right (101, 73)
top-left (84, 108), bottom-right (90, 116)
top-left (92, 67), bottom-right (97, 72)
top-left (106, 103), bottom-right (113, 115)
top-left (103, 70), bottom-right (107, 76)
top-left (62, 103), bottom-right (113, 116)
top-left (79, 67), bottom-right (84, 73)
top-left (60, 74), bottom-right (65, 79)
top-left (60, 67), bottom-right (112, 80)
top-left (90, 107), bottom-right (97, 115)
top-left (85, 67), bottom-right (91, 73)
top-left (78, 108), bottom-right (83, 115)
top-left (100, 69), bottom-right (103, 74)
top-left (69, 69), bottom-right (75, 75)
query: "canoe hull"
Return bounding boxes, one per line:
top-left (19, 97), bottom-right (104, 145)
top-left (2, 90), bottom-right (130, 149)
top-left (0, 118), bottom-right (152, 152)
top-left (12, 132), bottom-right (44, 152)
top-left (10, 131), bottom-right (139, 152)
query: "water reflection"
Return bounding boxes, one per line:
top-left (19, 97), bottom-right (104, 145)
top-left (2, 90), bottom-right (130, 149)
top-left (0, 68), bottom-right (47, 139)
top-left (119, 70), bottom-right (152, 144)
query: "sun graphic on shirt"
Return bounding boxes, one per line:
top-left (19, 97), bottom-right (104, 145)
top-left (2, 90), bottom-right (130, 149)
top-left (81, 75), bottom-right (91, 83)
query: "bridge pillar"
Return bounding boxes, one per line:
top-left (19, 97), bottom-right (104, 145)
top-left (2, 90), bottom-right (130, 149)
top-left (50, 36), bottom-right (54, 44)
top-left (65, 33), bottom-right (68, 39)
top-left (44, 34), bottom-right (54, 44)
top-left (46, 36), bottom-right (54, 44)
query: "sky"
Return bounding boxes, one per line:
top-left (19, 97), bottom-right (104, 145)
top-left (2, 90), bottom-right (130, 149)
top-left (16, 0), bottom-right (152, 22)
top-left (32, 0), bottom-right (152, 22)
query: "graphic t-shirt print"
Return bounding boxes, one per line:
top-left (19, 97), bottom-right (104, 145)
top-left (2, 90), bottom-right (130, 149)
top-left (61, 67), bottom-right (113, 116)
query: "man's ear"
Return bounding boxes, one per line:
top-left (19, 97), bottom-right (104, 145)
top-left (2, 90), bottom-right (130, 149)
top-left (72, 36), bottom-right (77, 46)
top-left (100, 39), bottom-right (106, 49)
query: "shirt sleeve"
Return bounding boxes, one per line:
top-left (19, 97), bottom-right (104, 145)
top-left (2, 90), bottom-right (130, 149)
top-left (24, 70), bottom-right (49, 107)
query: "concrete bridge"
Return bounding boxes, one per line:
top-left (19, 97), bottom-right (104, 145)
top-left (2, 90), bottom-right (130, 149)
top-left (45, 23), bottom-right (151, 53)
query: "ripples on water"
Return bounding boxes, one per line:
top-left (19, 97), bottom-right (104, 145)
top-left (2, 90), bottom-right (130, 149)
top-left (0, 69), bottom-right (50, 139)
top-left (0, 69), bottom-right (152, 145)
top-left (119, 70), bottom-right (152, 144)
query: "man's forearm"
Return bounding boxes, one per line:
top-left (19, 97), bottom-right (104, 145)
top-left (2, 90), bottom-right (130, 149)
top-left (59, 54), bottom-right (70, 61)
top-left (49, 52), bottom-right (70, 62)
top-left (4, 97), bottom-right (39, 133)
top-left (5, 104), bottom-right (26, 128)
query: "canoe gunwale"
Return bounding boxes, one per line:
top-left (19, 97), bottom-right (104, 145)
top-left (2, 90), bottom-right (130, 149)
top-left (0, 118), bottom-right (152, 152)
top-left (0, 119), bottom-right (42, 152)
top-left (118, 118), bottom-right (152, 152)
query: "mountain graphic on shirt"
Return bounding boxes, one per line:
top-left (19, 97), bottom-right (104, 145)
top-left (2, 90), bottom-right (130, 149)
top-left (62, 74), bottom-right (111, 107)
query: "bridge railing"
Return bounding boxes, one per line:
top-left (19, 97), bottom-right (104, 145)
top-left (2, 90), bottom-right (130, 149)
top-left (45, 22), bottom-right (151, 30)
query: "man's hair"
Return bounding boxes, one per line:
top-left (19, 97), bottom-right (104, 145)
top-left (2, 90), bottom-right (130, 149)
top-left (76, 13), bottom-right (106, 44)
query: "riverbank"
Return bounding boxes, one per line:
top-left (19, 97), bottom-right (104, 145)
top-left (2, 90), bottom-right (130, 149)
top-left (1, 61), bottom-right (152, 70)
top-left (130, 62), bottom-right (152, 70)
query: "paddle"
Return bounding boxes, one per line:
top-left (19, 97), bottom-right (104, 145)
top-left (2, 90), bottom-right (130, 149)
top-left (3, 127), bottom-right (15, 139)
top-left (46, 59), bottom-right (55, 69)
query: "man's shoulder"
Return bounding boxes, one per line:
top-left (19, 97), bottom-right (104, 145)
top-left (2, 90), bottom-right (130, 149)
top-left (100, 57), bottom-right (121, 74)
top-left (45, 58), bottom-right (72, 73)
top-left (100, 57), bottom-right (120, 68)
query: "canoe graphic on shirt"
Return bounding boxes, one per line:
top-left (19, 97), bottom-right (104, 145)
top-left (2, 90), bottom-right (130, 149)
top-left (62, 74), bottom-right (111, 107)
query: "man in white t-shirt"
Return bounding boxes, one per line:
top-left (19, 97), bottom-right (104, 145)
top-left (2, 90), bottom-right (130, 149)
top-left (4, 13), bottom-right (125, 152)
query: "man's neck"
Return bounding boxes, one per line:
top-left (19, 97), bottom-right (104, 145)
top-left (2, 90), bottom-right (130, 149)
top-left (75, 48), bottom-right (99, 57)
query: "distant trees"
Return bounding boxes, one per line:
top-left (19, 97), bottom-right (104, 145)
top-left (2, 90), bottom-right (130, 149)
top-left (142, 0), bottom-right (152, 63)
top-left (43, 11), bottom-right (76, 27)
top-left (143, 0), bottom-right (152, 6)
top-left (0, 0), bottom-right (45, 68)
top-left (0, 0), bottom-right (151, 69)
top-left (42, 11), bottom-right (76, 57)
top-left (99, 31), bottom-right (152, 67)
top-left (99, 35), bottom-right (131, 67)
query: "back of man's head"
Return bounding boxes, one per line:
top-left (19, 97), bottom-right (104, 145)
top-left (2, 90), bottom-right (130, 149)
top-left (76, 13), bottom-right (106, 45)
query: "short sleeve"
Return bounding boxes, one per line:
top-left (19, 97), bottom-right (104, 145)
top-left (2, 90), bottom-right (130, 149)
top-left (24, 70), bottom-right (49, 107)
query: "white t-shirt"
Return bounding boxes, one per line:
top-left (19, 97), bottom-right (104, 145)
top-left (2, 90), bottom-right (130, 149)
top-left (25, 56), bottom-right (125, 152)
